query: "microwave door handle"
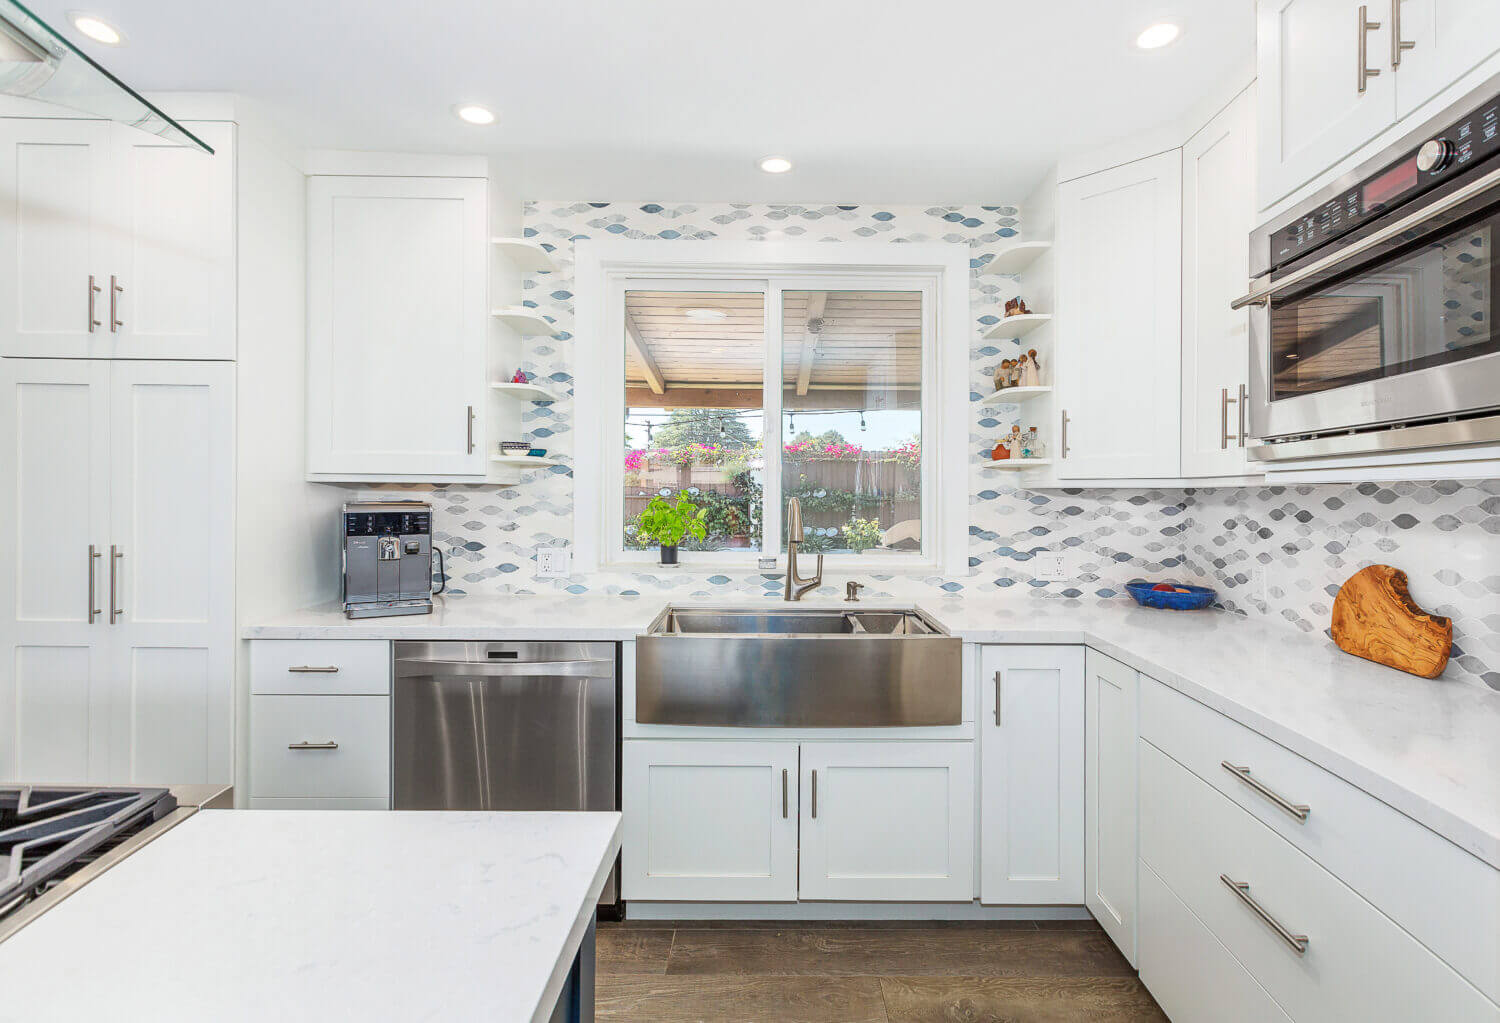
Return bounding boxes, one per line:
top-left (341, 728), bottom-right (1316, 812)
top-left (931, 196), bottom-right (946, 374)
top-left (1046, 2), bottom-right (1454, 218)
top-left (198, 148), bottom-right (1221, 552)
top-left (1232, 161), bottom-right (1500, 309)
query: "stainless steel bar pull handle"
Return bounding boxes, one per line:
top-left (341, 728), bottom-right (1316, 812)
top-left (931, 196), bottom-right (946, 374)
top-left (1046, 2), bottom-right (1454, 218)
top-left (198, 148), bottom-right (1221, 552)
top-left (288, 741), bottom-right (339, 751)
top-left (466, 405), bottom-right (475, 454)
top-left (88, 276), bottom-right (102, 332)
top-left (1237, 384), bottom-right (1249, 447)
top-left (1220, 388), bottom-right (1238, 450)
top-left (1060, 409), bottom-right (1071, 458)
top-left (87, 545), bottom-right (101, 623)
top-left (1221, 874), bottom-right (1309, 955)
top-left (1222, 761), bottom-right (1310, 821)
top-left (782, 768), bottom-right (789, 819)
top-left (1358, 6), bottom-right (1382, 93)
top-left (109, 275), bottom-right (123, 332)
top-left (1391, 0), bottom-right (1414, 68)
top-left (288, 665), bottom-right (340, 673)
top-left (108, 545), bottom-right (123, 624)
top-left (811, 769), bottom-right (818, 819)
top-left (993, 671), bottom-right (1003, 726)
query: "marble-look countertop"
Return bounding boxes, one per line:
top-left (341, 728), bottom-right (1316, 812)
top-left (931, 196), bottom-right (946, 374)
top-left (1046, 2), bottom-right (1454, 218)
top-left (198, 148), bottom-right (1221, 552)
top-left (0, 810), bottom-right (622, 1023)
top-left (243, 594), bottom-right (1500, 870)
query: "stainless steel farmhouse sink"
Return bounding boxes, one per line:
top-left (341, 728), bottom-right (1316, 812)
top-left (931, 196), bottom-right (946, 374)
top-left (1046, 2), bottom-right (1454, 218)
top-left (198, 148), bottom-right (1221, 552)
top-left (634, 606), bottom-right (961, 727)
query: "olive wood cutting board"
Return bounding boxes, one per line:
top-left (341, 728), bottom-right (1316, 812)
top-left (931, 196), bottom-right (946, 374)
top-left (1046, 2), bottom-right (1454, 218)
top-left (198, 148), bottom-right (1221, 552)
top-left (1330, 565), bottom-right (1452, 678)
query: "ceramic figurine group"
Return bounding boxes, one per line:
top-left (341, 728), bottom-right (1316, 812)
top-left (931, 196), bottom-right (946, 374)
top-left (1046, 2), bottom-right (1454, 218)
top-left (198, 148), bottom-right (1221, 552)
top-left (992, 348), bottom-right (1042, 391)
top-left (990, 425), bottom-right (1044, 461)
top-left (1003, 296), bottom-right (1032, 317)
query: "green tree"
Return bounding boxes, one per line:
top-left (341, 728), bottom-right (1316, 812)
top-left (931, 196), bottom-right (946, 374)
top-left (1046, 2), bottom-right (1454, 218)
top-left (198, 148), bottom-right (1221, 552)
top-left (792, 428), bottom-right (848, 446)
top-left (649, 408), bottom-right (754, 448)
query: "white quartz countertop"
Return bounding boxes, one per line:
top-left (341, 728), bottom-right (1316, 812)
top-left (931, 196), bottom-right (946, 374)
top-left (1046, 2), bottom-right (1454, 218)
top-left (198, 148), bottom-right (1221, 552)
top-left (0, 810), bottom-right (622, 1023)
top-left (243, 594), bottom-right (1500, 870)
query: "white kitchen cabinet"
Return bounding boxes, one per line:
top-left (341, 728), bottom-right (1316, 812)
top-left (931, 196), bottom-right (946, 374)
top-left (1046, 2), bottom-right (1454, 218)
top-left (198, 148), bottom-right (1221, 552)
top-left (306, 175), bottom-right (488, 480)
top-left (798, 741), bottom-right (974, 902)
top-left (249, 695), bottom-right (391, 801)
top-left (1393, 0), bottom-right (1500, 119)
top-left (1257, 0), bottom-right (1399, 209)
top-left (979, 645), bottom-right (1084, 904)
top-left (622, 740), bottom-right (799, 902)
top-left (1056, 152), bottom-right (1182, 480)
top-left (0, 119), bottom-right (235, 360)
top-left (0, 359), bottom-right (234, 785)
top-left (1084, 650), bottom-right (1140, 965)
top-left (1182, 87), bottom-right (1260, 479)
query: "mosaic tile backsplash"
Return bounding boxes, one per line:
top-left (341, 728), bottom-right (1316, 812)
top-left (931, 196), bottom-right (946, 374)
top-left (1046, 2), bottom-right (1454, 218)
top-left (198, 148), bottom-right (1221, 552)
top-left (404, 201), bottom-right (1498, 691)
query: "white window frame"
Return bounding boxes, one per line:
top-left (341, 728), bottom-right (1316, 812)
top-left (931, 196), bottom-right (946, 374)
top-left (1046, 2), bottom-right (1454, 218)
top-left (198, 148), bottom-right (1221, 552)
top-left (573, 239), bottom-right (970, 576)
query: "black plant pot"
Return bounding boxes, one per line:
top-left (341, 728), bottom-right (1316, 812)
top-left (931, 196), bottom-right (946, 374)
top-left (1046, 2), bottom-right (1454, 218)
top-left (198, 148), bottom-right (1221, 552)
top-left (659, 544), bottom-right (679, 566)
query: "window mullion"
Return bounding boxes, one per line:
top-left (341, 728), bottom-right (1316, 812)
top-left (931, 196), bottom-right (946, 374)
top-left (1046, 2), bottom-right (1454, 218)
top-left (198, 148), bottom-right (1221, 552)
top-left (762, 285), bottom-right (784, 560)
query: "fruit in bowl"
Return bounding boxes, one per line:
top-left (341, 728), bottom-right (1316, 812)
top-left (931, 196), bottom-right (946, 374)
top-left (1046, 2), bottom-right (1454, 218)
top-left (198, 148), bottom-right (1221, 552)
top-left (1151, 583), bottom-right (1193, 594)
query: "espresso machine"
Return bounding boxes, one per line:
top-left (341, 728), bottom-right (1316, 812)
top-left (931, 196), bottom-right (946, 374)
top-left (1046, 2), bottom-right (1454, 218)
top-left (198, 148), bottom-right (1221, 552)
top-left (342, 501), bottom-right (444, 619)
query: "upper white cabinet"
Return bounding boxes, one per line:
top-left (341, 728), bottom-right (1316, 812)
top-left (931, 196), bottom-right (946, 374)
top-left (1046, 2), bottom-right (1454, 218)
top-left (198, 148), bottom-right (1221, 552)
top-left (0, 119), bottom-right (235, 360)
top-left (306, 174), bottom-right (488, 480)
top-left (1182, 86), bottom-right (1259, 478)
top-left (1394, 0), bottom-right (1500, 118)
top-left (0, 358), bottom-right (234, 785)
top-left (979, 645), bottom-right (1084, 904)
top-left (1084, 650), bottom-right (1140, 966)
top-left (1056, 152), bottom-right (1182, 480)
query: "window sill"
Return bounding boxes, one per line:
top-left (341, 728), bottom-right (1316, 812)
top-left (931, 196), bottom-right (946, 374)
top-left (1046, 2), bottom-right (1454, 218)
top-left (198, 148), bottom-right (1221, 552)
top-left (594, 554), bottom-right (943, 576)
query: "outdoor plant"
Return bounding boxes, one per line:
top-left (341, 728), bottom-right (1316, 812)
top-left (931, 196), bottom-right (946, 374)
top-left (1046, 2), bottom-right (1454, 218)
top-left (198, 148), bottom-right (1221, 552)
top-left (844, 517), bottom-right (884, 553)
top-left (634, 494), bottom-right (708, 551)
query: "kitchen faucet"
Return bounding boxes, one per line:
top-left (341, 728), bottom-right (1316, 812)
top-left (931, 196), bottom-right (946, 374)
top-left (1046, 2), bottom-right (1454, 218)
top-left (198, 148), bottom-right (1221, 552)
top-left (783, 497), bottom-right (823, 601)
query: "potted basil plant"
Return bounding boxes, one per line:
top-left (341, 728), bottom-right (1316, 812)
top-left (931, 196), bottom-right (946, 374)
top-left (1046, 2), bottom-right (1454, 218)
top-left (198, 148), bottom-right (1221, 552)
top-left (635, 494), bottom-right (708, 565)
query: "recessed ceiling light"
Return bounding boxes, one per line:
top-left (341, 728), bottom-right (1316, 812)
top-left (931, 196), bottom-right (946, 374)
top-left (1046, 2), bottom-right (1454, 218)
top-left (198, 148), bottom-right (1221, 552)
top-left (759, 156), bottom-right (793, 174)
top-left (1135, 22), bottom-right (1181, 49)
top-left (454, 104), bottom-right (496, 126)
top-left (69, 12), bottom-right (124, 45)
top-left (684, 308), bottom-right (729, 322)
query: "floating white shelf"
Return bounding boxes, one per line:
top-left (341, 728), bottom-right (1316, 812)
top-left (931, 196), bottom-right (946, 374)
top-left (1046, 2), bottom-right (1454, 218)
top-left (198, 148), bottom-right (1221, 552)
top-left (979, 385), bottom-right (1052, 406)
top-left (489, 382), bottom-right (556, 401)
top-left (490, 237), bottom-right (559, 272)
top-left (981, 458), bottom-right (1052, 471)
top-left (490, 454), bottom-right (564, 468)
top-left (490, 306), bottom-right (558, 337)
top-left (981, 241), bottom-right (1052, 276)
top-left (983, 313), bottom-right (1053, 340)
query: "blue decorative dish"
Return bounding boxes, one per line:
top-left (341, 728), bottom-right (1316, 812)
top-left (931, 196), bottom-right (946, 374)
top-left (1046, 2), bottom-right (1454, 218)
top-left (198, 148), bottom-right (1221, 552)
top-left (1125, 581), bottom-right (1216, 610)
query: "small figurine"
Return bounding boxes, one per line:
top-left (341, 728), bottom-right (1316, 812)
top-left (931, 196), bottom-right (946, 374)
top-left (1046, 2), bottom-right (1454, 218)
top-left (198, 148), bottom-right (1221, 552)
top-left (1025, 427), bottom-right (1044, 459)
top-left (1003, 296), bottom-right (1032, 318)
top-left (511, 368), bottom-right (528, 384)
top-left (993, 358), bottom-right (1014, 391)
top-left (1006, 425), bottom-right (1024, 458)
top-left (1019, 349), bottom-right (1041, 388)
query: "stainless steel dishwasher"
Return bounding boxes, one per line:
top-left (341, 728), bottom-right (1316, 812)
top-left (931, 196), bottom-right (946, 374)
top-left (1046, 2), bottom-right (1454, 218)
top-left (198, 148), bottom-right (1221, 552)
top-left (392, 641), bottom-right (620, 906)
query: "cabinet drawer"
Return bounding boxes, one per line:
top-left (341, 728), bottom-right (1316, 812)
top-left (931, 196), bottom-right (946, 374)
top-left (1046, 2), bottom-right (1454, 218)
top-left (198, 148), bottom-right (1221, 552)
top-left (250, 696), bottom-right (390, 799)
top-left (250, 640), bottom-right (390, 695)
top-left (1141, 677), bottom-right (1500, 1004)
top-left (1140, 741), bottom-right (1496, 1023)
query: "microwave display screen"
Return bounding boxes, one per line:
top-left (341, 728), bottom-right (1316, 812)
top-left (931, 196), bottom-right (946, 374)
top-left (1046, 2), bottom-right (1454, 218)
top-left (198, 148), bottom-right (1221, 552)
top-left (1362, 160), bottom-right (1419, 210)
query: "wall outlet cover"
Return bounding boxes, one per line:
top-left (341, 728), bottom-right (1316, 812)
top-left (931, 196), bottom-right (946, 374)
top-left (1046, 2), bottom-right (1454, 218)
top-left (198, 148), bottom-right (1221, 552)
top-left (1031, 551), bottom-right (1066, 582)
top-left (535, 548), bottom-right (571, 578)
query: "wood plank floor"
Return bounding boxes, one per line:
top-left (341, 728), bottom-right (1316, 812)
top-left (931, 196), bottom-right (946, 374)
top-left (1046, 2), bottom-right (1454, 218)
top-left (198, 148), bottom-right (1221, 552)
top-left (596, 920), bottom-right (1168, 1022)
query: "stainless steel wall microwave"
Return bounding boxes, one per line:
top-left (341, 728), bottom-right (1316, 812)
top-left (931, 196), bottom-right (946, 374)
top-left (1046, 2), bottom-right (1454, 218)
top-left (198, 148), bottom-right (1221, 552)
top-left (1238, 76), bottom-right (1500, 461)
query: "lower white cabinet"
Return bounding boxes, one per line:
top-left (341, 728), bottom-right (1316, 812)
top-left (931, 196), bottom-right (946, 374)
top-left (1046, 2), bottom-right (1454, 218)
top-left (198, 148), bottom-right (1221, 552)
top-left (798, 741), bottom-right (974, 902)
top-left (621, 740), bottom-right (799, 902)
top-left (1084, 650), bottom-right (1140, 965)
top-left (979, 645), bottom-right (1084, 904)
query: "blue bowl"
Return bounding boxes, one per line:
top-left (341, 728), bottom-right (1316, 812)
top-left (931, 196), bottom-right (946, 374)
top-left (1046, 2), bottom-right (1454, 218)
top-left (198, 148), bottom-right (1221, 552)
top-left (1125, 581), bottom-right (1216, 611)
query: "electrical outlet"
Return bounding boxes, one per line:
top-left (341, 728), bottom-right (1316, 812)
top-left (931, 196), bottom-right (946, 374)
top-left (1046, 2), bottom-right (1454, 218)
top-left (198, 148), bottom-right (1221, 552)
top-left (1031, 551), bottom-right (1066, 582)
top-left (535, 548), bottom-right (571, 578)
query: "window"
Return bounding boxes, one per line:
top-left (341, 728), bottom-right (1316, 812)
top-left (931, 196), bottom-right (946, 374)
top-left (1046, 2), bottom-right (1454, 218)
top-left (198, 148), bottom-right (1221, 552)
top-left (574, 241), bottom-right (968, 575)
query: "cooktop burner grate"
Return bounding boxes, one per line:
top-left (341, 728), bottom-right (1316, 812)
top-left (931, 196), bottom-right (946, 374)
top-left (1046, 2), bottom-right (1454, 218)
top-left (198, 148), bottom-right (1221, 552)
top-left (0, 786), bottom-right (177, 920)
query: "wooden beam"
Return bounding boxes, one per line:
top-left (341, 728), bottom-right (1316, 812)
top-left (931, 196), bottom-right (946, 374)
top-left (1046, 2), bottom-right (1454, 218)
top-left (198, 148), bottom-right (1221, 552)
top-left (624, 310), bottom-right (666, 395)
top-left (626, 384), bottom-right (921, 411)
top-left (794, 291), bottom-right (829, 397)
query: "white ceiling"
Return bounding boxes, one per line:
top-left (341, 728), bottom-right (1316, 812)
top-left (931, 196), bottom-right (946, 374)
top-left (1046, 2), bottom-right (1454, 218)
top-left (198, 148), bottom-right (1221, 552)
top-left (27, 0), bottom-right (1256, 203)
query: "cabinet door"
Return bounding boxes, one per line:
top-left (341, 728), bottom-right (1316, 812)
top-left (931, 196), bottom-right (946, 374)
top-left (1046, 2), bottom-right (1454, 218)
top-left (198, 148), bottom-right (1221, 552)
top-left (621, 740), bottom-right (799, 902)
top-left (1056, 151), bottom-right (1181, 479)
top-left (1085, 650), bottom-right (1140, 965)
top-left (979, 645), bottom-right (1084, 904)
top-left (1258, 0), bottom-right (1398, 209)
top-left (306, 175), bottom-right (488, 479)
top-left (105, 361), bottom-right (234, 784)
top-left (0, 359), bottom-right (112, 782)
top-left (1182, 86), bottom-right (1259, 478)
top-left (0, 119), bottom-right (114, 358)
top-left (109, 122), bottom-right (236, 359)
top-left (1394, 0), bottom-right (1500, 119)
top-left (799, 741), bottom-right (974, 902)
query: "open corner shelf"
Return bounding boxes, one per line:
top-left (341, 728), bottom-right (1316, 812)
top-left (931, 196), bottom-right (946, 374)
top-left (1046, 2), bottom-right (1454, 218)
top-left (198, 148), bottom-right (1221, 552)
top-left (981, 240), bottom-right (1053, 276)
top-left (490, 237), bottom-right (559, 272)
top-left (979, 385), bottom-right (1052, 407)
top-left (490, 454), bottom-right (564, 468)
top-left (983, 313), bottom-right (1053, 340)
top-left (491, 306), bottom-right (558, 337)
top-left (981, 458), bottom-right (1052, 471)
top-left (489, 382), bottom-right (557, 401)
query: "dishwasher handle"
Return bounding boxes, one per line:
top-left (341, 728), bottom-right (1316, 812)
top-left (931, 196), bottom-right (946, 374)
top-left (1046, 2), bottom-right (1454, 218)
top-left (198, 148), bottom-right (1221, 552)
top-left (394, 657), bottom-right (614, 679)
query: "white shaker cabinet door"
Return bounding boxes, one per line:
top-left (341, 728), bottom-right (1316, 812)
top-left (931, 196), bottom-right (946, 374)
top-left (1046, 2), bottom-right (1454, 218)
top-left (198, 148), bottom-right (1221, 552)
top-left (0, 119), bottom-right (115, 359)
top-left (109, 122), bottom-right (236, 360)
top-left (798, 741), bottom-right (974, 902)
top-left (1085, 650), bottom-right (1140, 965)
top-left (1258, 0), bottom-right (1398, 209)
top-left (621, 740), bottom-right (800, 902)
top-left (0, 359), bottom-right (112, 782)
top-left (105, 361), bottom-right (235, 784)
top-left (979, 645), bottom-right (1085, 904)
top-left (1393, 0), bottom-right (1500, 119)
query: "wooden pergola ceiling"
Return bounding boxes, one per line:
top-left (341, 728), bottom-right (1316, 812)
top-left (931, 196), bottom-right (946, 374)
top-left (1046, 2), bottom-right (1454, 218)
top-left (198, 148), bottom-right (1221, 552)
top-left (624, 290), bottom-right (922, 410)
